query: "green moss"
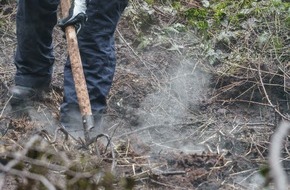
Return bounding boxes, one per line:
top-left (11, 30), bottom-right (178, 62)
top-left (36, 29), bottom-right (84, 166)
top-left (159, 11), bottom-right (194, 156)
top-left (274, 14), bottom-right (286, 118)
top-left (213, 9), bottom-right (227, 23)
top-left (286, 16), bottom-right (290, 29)
top-left (272, 36), bottom-right (283, 49)
top-left (144, 0), bottom-right (154, 5)
top-left (184, 7), bottom-right (208, 20)
top-left (172, 1), bottom-right (181, 11)
top-left (183, 8), bottom-right (209, 30)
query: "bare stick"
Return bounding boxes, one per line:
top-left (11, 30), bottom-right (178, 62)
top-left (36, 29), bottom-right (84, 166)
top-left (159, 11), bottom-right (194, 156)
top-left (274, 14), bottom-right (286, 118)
top-left (269, 121), bottom-right (290, 190)
top-left (0, 163), bottom-right (56, 190)
top-left (0, 95), bottom-right (12, 118)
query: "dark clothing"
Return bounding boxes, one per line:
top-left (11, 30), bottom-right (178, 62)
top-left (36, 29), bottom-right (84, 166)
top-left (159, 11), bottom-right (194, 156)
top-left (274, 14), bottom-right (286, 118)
top-left (15, 0), bottom-right (59, 89)
top-left (14, 0), bottom-right (128, 127)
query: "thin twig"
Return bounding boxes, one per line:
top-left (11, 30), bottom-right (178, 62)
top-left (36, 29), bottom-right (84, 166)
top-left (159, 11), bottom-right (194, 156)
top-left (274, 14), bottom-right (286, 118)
top-left (150, 179), bottom-right (185, 189)
top-left (0, 95), bottom-right (12, 118)
top-left (258, 62), bottom-right (289, 120)
top-left (116, 28), bottom-right (159, 84)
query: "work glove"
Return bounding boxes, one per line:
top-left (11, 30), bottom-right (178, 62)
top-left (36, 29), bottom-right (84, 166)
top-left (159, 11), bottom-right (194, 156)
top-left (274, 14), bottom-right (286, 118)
top-left (58, 0), bottom-right (88, 34)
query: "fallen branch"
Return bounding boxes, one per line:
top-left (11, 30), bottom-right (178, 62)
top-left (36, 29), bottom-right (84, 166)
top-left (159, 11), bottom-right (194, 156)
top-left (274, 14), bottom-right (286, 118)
top-left (268, 121), bottom-right (290, 190)
top-left (0, 163), bottom-right (56, 190)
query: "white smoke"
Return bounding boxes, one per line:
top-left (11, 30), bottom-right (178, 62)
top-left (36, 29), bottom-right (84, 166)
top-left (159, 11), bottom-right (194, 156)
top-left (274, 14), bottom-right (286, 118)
top-left (136, 59), bottom-right (210, 153)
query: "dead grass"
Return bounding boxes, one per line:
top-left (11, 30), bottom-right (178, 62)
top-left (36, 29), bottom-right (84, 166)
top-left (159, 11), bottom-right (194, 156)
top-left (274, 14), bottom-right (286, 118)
top-left (0, 1), bottom-right (290, 189)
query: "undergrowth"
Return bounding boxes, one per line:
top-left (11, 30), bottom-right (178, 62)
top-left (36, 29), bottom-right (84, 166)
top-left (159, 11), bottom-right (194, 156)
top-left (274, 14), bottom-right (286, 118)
top-left (0, 0), bottom-right (290, 189)
top-left (126, 0), bottom-right (290, 103)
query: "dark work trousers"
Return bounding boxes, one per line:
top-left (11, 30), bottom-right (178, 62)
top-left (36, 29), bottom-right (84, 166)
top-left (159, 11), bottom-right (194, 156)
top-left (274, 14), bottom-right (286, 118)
top-left (14, 0), bottom-right (128, 128)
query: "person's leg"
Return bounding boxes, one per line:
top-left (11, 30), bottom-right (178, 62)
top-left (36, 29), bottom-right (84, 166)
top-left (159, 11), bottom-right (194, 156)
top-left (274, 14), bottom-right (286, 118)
top-left (60, 0), bottom-right (128, 129)
top-left (12, 0), bottom-right (59, 92)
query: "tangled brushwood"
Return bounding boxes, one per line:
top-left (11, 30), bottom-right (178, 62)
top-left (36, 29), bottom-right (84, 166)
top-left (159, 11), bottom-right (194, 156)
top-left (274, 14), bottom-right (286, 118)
top-left (208, 1), bottom-right (290, 110)
top-left (0, 133), bottom-right (137, 190)
top-left (1, 0), bottom-right (290, 189)
top-left (0, 130), bottom-right (232, 190)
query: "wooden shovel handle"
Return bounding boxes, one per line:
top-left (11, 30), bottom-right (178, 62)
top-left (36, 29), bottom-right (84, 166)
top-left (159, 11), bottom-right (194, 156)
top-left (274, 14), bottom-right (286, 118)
top-left (60, 0), bottom-right (92, 116)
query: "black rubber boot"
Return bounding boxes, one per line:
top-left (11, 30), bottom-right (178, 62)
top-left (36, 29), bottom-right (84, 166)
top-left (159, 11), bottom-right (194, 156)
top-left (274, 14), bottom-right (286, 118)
top-left (60, 106), bottom-right (104, 139)
top-left (8, 85), bottom-right (43, 106)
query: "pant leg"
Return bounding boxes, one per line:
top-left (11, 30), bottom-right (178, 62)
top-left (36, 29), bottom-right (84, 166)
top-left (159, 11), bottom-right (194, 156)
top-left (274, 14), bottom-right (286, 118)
top-left (14, 0), bottom-right (59, 89)
top-left (60, 0), bottom-right (128, 125)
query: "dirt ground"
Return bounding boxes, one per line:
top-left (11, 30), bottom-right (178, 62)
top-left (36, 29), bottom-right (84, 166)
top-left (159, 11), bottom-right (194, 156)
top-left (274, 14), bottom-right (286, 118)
top-left (0, 2), bottom-right (288, 190)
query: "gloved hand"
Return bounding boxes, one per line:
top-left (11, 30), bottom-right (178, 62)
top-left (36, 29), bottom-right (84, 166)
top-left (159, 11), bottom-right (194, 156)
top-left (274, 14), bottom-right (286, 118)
top-left (58, 0), bottom-right (88, 34)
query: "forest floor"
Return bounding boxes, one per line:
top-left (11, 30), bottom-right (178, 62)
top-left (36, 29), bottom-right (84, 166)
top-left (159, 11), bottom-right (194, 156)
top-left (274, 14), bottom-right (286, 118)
top-left (0, 2), bottom-right (289, 190)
